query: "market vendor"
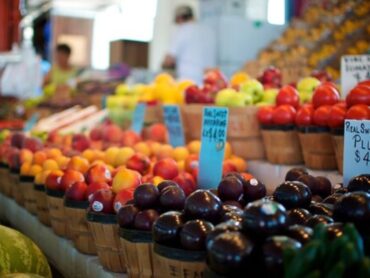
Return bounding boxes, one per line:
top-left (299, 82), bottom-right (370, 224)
top-left (162, 5), bottom-right (217, 84)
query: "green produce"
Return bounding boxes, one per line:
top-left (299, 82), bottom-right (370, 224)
top-left (0, 225), bottom-right (51, 278)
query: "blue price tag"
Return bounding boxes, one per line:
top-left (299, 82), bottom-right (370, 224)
top-left (343, 120), bottom-right (370, 186)
top-left (23, 113), bottom-right (40, 132)
top-left (163, 105), bottom-right (185, 147)
top-left (198, 107), bottom-right (229, 189)
top-left (131, 103), bottom-right (146, 134)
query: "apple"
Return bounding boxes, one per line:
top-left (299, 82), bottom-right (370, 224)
top-left (126, 153), bottom-right (151, 175)
top-left (272, 105), bottom-right (296, 125)
top-left (203, 69), bottom-right (228, 90)
top-left (87, 182), bottom-right (110, 202)
top-left (346, 104), bottom-right (370, 120)
top-left (113, 187), bottom-right (135, 213)
top-left (185, 85), bottom-right (202, 104)
top-left (90, 127), bottom-right (103, 141)
top-left (86, 164), bottom-right (112, 184)
top-left (198, 85), bottom-right (215, 104)
top-left (240, 79), bottom-right (264, 104)
top-left (222, 161), bottom-right (238, 176)
top-left (259, 66), bottom-right (282, 88)
top-left (153, 158), bottom-right (179, 180)
top-left (328, 105), bottom-right (346, 128)
top-left (11, 133), bottom-right (26, 149)
top-left (313, 105), bottom-right (331, 127)
top-left (102, 124), bottom-right (123, 143)
top-left (121, 130), bottom-right (141, 147)
top-left (146, 123), bottom-right (167, 143)
top-left (262, 89), bottom-right (278, 104)
top-left (65, 181), bottom-right (88, 201)
top-left (297, 77), bottom-right (321, 95)
top-left (346, 85), bottom-right (370, 107)
top-left (257, 106), bottom-right (275, 125)
top-left (312, 83), bottom-right (340, 109)
top-left (215, 89), bottom-right (236, 106)
top-left (295, 106), bottom-right (313, 127)
top-left (173, 172), bottom-right (197, 196)
top-left (45, 170), bottom-right (64, 191)
top-left (60, 169), bottom-right (85, 191)
top-left (276, 85), bottom-right (300, 109)
top-left (89, 189), bottom-right (115, 214)
top-left (22, 137), bottom-right (43, 152)
top-left (311, 70), bottom-right (332, 82)
top-left (71, 134), bottom-right (90, 152)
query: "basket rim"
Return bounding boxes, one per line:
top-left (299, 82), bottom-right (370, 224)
top-left (34, 183), bottom-right (45, 192)
top-left (10, 168), bottom-right (19, 174)
top-left (64, 199), bottom-right (89, 209)
top-left (261, 124), bottom-right (296, 131)
top-left (19, 175), bottom-right (34, 182)
top-left (119, 227), bottom-right (152, 243)
top-left (297, 126), bottom-right (330, 133)
top-left (46, 188), bottom-right (65, 197)
top-left (86, 211), bottom-right (117, 224)
top-left (154, 243), bottom-right (206, 262)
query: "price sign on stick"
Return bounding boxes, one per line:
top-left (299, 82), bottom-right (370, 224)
top-left (163, 105), bottom-right (185, 147)
top-left (131, 103), bottom-right (146, 134)
top-left (343, 120), bottom-right (370, 186)
top-left (340, 55), bottom-right (370, 97)
top-left (198, 107), bottom-right (229, 189)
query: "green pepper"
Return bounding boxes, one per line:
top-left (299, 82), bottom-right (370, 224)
top-left (326, 261), bottom-right (345, 278)
top-left (343, 223), bottom-right (364, 258)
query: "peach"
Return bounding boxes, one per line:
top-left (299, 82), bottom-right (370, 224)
top-left (230, 155), bottom-right (247, 172)
top-left (187, 140), bottom-right (201, 154)
top-left (153, 158), bottom-right (179, 180)
top-left (133, 142), bottom-right (151, 157)
top-left (122, 130), bottom-right (141, 147)
top-left (89, 127), bottom-right (103, 141)
top-left (34, 169), bottom-right (51, 185)
top-left (33, 151), bottom-right (47, 166)
top-left (222, 160), bottom-right (238, 176)
top-left (82, 149), bottom-right (96, 163)
top-left (146, 123), bottom-right (167, 143)
top-left (173, 146), bottom-right (189, 161)
top-left (94, 150), bottom-right (105, 161)
top-left (67, 156), bottom-right (90, 174)
top-left (241, 172), bottom-right (254, 181)
top-left (60, 169), bottom-right (85, 191)
top-left (103, 124), bottom-right (123, 143)
top-left (56, 156), bottom-right (70, 170)
top-left (224, 142), bottom-right (232, 159)
top-left (86, 163), bottom-right (112, 184)
top-left (152, 175), bottom-right (164, 186)
top-left (90, 140), bottom-right (103, 150)
top-left (42, 159), bottom-right (59, 171)
top-left (87, 182), bottom-right (110, 202)
top-left (29, 164), bottom-right (43, 176)
top-left (104, 147), bottom-right (120, 166)
top-left (126, 153), bottom-right (151, 175)
top-left (72, 134), bottom-right (90, 152)
top-left (184, 154), bottom-right (199, 173)
top-left (45, 148), bottom-right (62, 159)
top-left (45, 169), bottom-right (64, 190)
top-left (115, 147), bottom-right (135, 166)
top-left (112, 168), bottom-right (141, 193)
top-left (173, 172), bottom-right (197, 196)
top-left (156, 144), bottom-right (174, 159)
top-left (20, 162), bottom-right (32, 176)
top-left (177, 160), bottom-right (185, 171)
top-left (148, 141), bottom-right (161, 156)
top-left (20, 149), bottom-right (33, 164)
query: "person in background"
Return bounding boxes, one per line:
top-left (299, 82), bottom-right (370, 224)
top-left (162, 5), bottom-right (217, 84)
top-left (43, 43), bottom-right (77, 86)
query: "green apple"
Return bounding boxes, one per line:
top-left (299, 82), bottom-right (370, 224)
top-left (262, 88), bottom-right (278, 104)
top-left (115, 84), bottom-right (131, 95)
top-left (228, 93), bottom-right (246, 107)
top-left (239, 79), bottom-right (264, 104)
top-left (297, 77), bottom-right (320, 95)
top-left (256, 102), bottom-right (274, 107)
top-left (299, 91), bottom-right (313, 104)
top-left (215, 88), bottom-right (237, 106)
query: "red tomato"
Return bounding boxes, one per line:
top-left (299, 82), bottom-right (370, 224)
top-left (313, 105), bottom-right (332, 127)
top-left (257, 106), bottom-right (275, 125)
top-left (272, 105), bottom-right (296, 125)
top-left (346, 104), bottom-right (370, 120)
top-left (346, 85), bottom-right (370, 107)
top-left (312, 83), bottom-right (340, 108)
top-left (276, 85), bottom-right (300, 109)
top-left (359, 80), bottom-right (370, 87)
top-left (328, 105), bottom-right (346, 128)
top-left (295, 106), bottom-right (313, 127)
top-left (334, 101), bottom-right (347, 110)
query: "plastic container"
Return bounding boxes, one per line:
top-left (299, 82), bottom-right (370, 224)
top-left (64, 199), bottom-right (96, 255)
top-left (153, 243), bottom-right (206, 278)
top-left (87, 211), bottom-right (126, 273)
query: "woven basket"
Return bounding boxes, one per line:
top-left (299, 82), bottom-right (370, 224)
top-left (0, 163), bottom-right (12, 196)
top-left (144, 105), bottom-right (163, 125)
top-left (119, 228), bottom-right (159, 278)
top-left (10, 170), bottom-right (24, 205)
top-left (46, 188), bottom-right (68, 237)
top-left (64, 199), bottom-right (96, 255)
top-left (34, 183), bottom-right (51, 226)
top-left (181, 104), bottom-right (203, 141)
top-left (261, 127), bottom-right (303, 165)
top-left (87, 212), bottom-right (126, 273)
top-left (332, 134), bottom-right (344, 174)
top-left (153, 243), bottom-right (206, 278)
top-left (298, 128), bottom-right (337, 170)
top-left (19, 176), bottom-right (37, 214)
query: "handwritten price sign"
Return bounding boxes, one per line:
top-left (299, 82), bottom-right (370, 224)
top-left (163, 105), bottom-right (185, 147)
top-left (343, 120), bottom-right (370, 186)
top-left (198, 107), bottom-right (229, 189)
top-left (131, 103), bottom-right (146, 134)
top-left (341, 55), bottom-right (370, 97)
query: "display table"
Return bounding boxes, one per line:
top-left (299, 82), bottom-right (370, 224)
top-left (248, 160), bottom-right (343, 194)
top-left (0, 194), bottom-right (126, 278)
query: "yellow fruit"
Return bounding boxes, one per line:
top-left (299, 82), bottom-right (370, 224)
top-left (42, 159), bottom-right (59, 171)
top-left (230, 72), bottom-right (250, 87)
top-left (173, 147), bottom-right (190, 161)
top-left (115, 147), bottom-right (135, 167)
top-left (134, 142), bottom-right (151, 157)
top-left (56, 156), bottom-right (70, 170)
top-left (224, 142), bottom-right (232, 159)
top-left (154, 73), bottom-right (174, 84)
top-left (29, 164), bottom-right (43, 177)
top-left (104, 147), bottom-right (120, 166)
top-left (152, 176), bottom-right (164, 186)
top-left (82, 149), bottom-right (96, 163)
top-left (20, 162), bottom-right (32, 176)
top-left (187, 140), bottom-right (201, 154)
top-left (230, 155), bottom-right (247, 172)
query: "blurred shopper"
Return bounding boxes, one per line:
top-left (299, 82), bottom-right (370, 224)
top-left (44, 43), bottom-right (77, 86)
top-left (162, 5), bottom-right (217, 84)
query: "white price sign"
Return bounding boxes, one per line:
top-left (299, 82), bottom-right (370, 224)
top-left (340, 55), bottom-right (370, 97)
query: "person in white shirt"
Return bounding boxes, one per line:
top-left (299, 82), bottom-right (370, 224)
top-left (162, 5), bottom-right (217, 84)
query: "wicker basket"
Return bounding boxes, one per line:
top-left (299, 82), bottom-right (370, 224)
top-left (119, 228), bottom-right (159, 278)
top-left (261, 127), bottom-right (303, 165)
top-left (144, 105), bottom-right (163, 125)
top-left (153, 243), bottom-right (206, 278)
top-left (19, 176), bottom-right (37, 214)
top-left (34, 183), bottom-right (51, 226)
top-left (10, 170), bottom-right (24, 205)
top-left (64, 199), bottom-right (96, 255)
top-left (46, 188), bottom-right (68, 237)
top-left (87, 212), bottom-right (126, 273)
top-left (0, 163), bottom-right (12, 196)
top-left (332, 133), bottom-right (344, 174)
top-left (181, 104), bottom-right (203, 141)
top-left (298, 128), bottom-right (337, 170)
